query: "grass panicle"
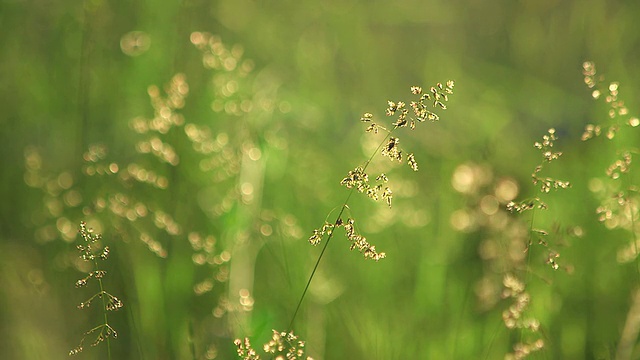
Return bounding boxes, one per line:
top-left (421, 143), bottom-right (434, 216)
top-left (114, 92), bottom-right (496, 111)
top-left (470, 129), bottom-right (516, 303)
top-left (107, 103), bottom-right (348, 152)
top-left (582, 61), bottom-right (640, 359)
top-left (69, 222), bottom-right (122, 357)
top-left (581, 61), bottom-right (639, 141)
top-left (507, 128), bottom-right (571, 263)
top-left (259, 82), bottom-right (456, 355)
top-left (501, 128), bottom-right (572, 358)
top-left (234, 330), bottom-right (313, 360)
top-left (582, 61), bottom-right (640, 272)
top-left (311, 81), bottom-right (455, 255)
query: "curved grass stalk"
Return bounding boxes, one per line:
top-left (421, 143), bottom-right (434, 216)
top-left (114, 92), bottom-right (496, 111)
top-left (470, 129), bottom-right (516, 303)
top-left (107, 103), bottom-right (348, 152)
top-left (287, 82), bottom-right (454, 330)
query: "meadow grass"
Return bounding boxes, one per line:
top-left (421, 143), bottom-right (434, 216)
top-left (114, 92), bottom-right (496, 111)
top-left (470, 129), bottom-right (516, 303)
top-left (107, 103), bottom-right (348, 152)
top-left (581, 61), bottom-right (640, 359)
top-left (13, 28), bottom-right (640, 359)
top-left (501, 128), bottom-right (571, 359)
top-left (69, 222), bottom-right (123, 357)
top-left (233, 83), bottom-right (455, 359)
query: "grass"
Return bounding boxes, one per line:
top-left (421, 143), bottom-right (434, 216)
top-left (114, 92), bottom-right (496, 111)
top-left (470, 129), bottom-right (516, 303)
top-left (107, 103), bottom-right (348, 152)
top-left (501, 128), bottom-right (571, 358)
top-left (2, 4), bottom-right (640, 358)
top-left (52, 54), bottom-right (637, 359)
top-left (70, 222), bottom-right (123, 357)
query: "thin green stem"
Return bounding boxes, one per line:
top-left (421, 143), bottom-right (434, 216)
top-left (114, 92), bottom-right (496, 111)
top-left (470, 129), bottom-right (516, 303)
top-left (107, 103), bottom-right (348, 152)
top-left (188, 319), bottom-right (197, 360)
top-left (520, 208), bottom-right (536, 345)
top-left (76, 0), bottom-right (91, 168)
top-left (287, 193), bottom-right (352, 331)
top-left (525, 208), bottom-right (536, 283)
top-left (625, 172), bottom-right (640, 283)
top-left (452, 281), bottom-right (472, 358)
top-left (483, 316), bottom-right (505, 360)
top-left (94, 258), bottom-right (112, 360)
top-left (363, 130), bottom-right (394, 169)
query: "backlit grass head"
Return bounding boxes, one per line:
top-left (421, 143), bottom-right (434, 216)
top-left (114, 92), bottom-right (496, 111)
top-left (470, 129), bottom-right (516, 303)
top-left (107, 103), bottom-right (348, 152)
top-left (311, 82), bottom-right (455, 259)
top-left (234, 329), bottom-right (313, 360)
top-left (582, 61), bottom-right (640, 268)
top-left (69, 222), bottom-right (122, 357)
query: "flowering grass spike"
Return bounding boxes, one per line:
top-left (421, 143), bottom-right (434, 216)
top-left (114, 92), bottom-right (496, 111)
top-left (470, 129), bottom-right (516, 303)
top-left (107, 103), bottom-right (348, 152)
top-left (287, 82), bottom-right (455, 345)
top-left (69, 222), bottom-right (122, 357)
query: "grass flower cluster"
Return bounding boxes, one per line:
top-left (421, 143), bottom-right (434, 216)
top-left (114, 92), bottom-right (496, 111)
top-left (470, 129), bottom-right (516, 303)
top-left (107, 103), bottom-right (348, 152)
top-left (507, 128), bottom-right (571, 263)
top-left (582, 61), bottom-right (640, 270)
top-left (502, 275), bottom-right (544, 360)
top-left (69, 222), bottom-right (122, 357)
top-left (501, 128), bottom-right (571, 358)
top-left (312, 81), bottom-right (454, 255)
top-left (582, 61), bottom-right (640, 359)
top-left (234, 330), bottom-right (313, 360)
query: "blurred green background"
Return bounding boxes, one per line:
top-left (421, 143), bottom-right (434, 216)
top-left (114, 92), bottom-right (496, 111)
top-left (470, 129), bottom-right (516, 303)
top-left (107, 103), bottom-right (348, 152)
top-left (2, 0), bottom-right (640, 359)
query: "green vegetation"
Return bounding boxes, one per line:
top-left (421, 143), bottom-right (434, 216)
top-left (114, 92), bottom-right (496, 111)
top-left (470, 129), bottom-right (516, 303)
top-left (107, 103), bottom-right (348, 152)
top-left (1, 1), bottom-right (640, 359)
top-left (70, 222), bottom-right (123, 357)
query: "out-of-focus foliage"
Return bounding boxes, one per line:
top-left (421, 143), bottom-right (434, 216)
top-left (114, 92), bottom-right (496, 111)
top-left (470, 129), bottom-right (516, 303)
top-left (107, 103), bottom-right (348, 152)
top-left (1, 0), bottom-right (640, 359)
